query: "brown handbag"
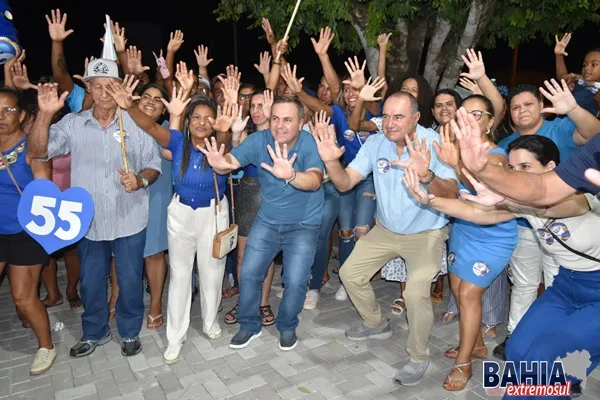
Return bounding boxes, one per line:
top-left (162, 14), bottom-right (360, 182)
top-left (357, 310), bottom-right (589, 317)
top-left (212, 172), bottom-right (238, 259)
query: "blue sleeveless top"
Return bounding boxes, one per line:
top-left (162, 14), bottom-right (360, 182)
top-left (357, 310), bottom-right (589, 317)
top-left (1, 138), bottom-right (33, 234)
top-left (451, 147), bottom-right (518, 251)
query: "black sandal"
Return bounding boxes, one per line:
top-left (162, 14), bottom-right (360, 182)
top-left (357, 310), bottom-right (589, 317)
top-left (224, 304), bottom-right (238, 324)
top-left (260, 305), bottom-right (275, 326)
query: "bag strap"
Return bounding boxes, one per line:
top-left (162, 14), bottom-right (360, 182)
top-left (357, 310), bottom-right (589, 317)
top-left (0, 152), bottom-right (23, 195)
top-left (212, 172), bottom-right (236, 231)
top-left (544, 219), bottom-right (600, 263)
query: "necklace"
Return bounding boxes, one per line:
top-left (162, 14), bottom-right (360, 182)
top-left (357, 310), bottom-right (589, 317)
top-left (0, 141), bottom-right (25, 171)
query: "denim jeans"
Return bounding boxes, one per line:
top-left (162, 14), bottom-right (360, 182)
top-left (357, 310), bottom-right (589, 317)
top-left (78, 229), bottom-right (146, 340)
top-left (337, 175), bottom-right (377, 268)
top-left (309, 182), bottom-right (340, 290)
top-left (237, 216), bottom-right (320, 333)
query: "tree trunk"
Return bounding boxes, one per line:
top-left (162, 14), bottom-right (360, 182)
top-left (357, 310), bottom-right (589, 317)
top-left (423, 14), bottom-right (452, 90)
top-left (407, 17), bottom-right (429, 74)
top-left (386, 18), bottom-right (410, 91)
top-left (351, 22), bottom-right (379, 79)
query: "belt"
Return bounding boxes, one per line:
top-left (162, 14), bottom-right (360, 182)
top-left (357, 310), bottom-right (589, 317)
top-left (177, 194), bottom-right (224, 210)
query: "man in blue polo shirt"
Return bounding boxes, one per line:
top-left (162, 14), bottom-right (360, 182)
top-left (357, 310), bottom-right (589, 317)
top-left (200, 96), bottom-right (324, 351)
top-left (311, 91), bottom-right (458, 386)
top-left (493, 80), bottom-right (600, 359)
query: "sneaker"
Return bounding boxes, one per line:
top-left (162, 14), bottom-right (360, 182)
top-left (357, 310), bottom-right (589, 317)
top-left (207, 329), bottom-right (223, 340)
top-left (393, 360), bottom-right (431, 386)
top-left (493, 335), bottom-right (509, 361)
top-left (163, 342), bottom-right (183, 365)
top-left (335, 285), bottom-right (348, 301)
top-left (230, 330), bottom-right (262, 349)
top-left (121, 338), bottom-right (142, 356)
top-left (69, 331), bottom-right (112, 358)
top-left (279, 331), bottom-right (298, 351)
top-left (346, 320), bottom-right (392, 341)
top-left (30, 346), bottom-right (56, 375)
top-left (303, 290), bottom-right (319, 310)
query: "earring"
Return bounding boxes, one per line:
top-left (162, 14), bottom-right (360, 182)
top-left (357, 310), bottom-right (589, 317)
top-left (486, 128), bottom-right (491, 135)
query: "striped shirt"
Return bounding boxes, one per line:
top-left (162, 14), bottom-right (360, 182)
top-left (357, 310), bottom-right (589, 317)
top-left (46, 108), bottom-right (162, 241)
top-left (348, 124), bottom-right (457, 235)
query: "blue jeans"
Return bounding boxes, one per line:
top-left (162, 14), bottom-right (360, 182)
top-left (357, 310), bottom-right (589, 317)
top-left (238, 216), bottom-right (320, 333)
top-left (78, 229), bottom-right (146, 340)
top-left (309, 182), bottom-right (339, 290)
top-left (504, 266), bottom-right (600, 399)
top-left (337, 175), bottom-right (377, 268)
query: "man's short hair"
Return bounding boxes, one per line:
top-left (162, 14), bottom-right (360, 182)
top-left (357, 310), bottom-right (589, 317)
top-left (386, 91), bottom-right (419, 115)
top-left (508, 84), bottom-right (541, 106)
top-left (272, 96), bottom-right (304, 121)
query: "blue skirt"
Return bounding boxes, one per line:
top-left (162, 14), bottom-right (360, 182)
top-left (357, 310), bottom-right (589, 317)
top-left (144, 157), bottom-right (173, 258)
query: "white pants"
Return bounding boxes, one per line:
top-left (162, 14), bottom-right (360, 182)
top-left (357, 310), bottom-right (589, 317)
top-left (507, 225), bottom-right (559, 333)
top-left (166, 195), bottom-right (229, 344)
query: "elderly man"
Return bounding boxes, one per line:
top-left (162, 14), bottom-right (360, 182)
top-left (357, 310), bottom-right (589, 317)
top-left (200, 96), bottom-right (324, 351)
top-left (312, 91), bottom-right (458, 386)
top-left (27, 56), bottom-right (162, 358)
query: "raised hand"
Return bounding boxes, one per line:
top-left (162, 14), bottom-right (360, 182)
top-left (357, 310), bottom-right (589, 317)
top-left (72, 56), bottom-right (95, 84)
top-left (261, 18), bottom-right (276, 45)
top-left (262, 89), bottom-right (274, 120)
top-left (107, 22), bottom-right (127, 53)
top-left (311, 119), bottom-right (345, 163)
top-left (433, 124), bottom-right (460, 168)
top-left (281, 64), bottom-right (305, 95)
top-left (12, 61), bottom-right (37, 91)
top-left (459, 77), bottom-right (482, 95)
top-left (37, 83), bottom-right (69, 115)
top-left (308, 110), bottom-right (331, 135)
top-left (208, 101), bottom-right (236, 133)
top-left (554, 33), bottom-right (571, 56)
top-left (231, 104), bottom-right (250, 134)
top-left (126, 46), bottom-right (150, 76)
top-left (460, 168), bottom-right (505, 206)
top-left (197, 136), bottom-right (239, 170)
top-left (452, 107), bottom-right (490, 173)
top-left (105, 75), bottom-right (140, 109)
top-left (377, 33), bottom-right (392, 49)
top-left (460, 48), bottom-right (485, 82)
top-left (342, 56), bottom-right (367, 90)
top-left (167, 30), bottom-right (184, 53)
top-left (254, 51), bottom-right (271, 77)
top-left (194, 45), bottom-right (213, 68)
top-left (261, 141), bottom-right (298, 180)
top-left (311, 26), bottom-right (335, 56)
top-left (175, 61), bottom-right (194, 93)
top-left (359, 77), bottom-right (386, 102)
top-left (45, 9), bottom-right (74, 42)
top-left (403, 167), bottom-right (434, 205)
top-left (539, 79), bottom-right (578, 115)
top-left (391, 135), bottom-right (432, 181)
top-left (225, 65), bottom-right (241, 83)
top-left (163, 84), bottom-right (190, 117)
top-left (218, 75), bottom-right (240, 105)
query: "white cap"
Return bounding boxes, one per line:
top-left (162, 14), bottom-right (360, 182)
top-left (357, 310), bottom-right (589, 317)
top-left (84, 15), bottom-right (121, 82)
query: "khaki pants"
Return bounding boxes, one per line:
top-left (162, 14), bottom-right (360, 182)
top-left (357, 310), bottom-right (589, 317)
top-left (339, 221), bottom-right (447, 362)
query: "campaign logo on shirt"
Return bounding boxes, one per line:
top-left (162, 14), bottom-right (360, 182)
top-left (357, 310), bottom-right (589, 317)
top-left (377, 158), bottom-right (390, 174)
top-left (343, 129), bottom-right (356, 142)
top-left (113, 130), bottom-right (129, 143)
top-left (448, 252), bottom-right (456, 266)
top-left (357, 131), bottom-right (370, 142)
top-left (537, 222), bottom-right (571, 245)
top-left (472, 261), bottom-right (489, 277)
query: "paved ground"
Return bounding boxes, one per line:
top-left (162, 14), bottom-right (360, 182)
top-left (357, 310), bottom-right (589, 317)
top-left (1, 258), bottom-right (600, 400)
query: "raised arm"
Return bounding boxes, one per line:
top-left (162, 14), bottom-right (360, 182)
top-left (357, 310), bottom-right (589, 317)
top-left (164, 30), bottom-right (184, 91)
top-left (554, 33), bottom-right (571, 81)
top-left (282, 64), bottom-right (333, 116)
top-left (349, 78), bottom-right (386, 132)
top-left (194, 45), bottom-right (213, 81)
top-left (376, 33), bottom-right (391, 99)
top-left (343, 56), bottom-right (380, 116)
top-left (311, 27), bottom-right (340, 100)
top-left (28, 84), bottom-right (69, 158)
top-left (46, 9), bottom-right (75, 93)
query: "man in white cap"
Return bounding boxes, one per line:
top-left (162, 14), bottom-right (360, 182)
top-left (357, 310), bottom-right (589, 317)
top-left (27, 16), bottom-right (162, 358)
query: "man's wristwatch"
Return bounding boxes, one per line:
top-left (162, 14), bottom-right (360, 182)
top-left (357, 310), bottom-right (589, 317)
top-left (141, 177), bottom-right (149, 189)
top-left (422, 170), bottom-right (436, 185)
top-left (285, 169), bottom-right (297, 185)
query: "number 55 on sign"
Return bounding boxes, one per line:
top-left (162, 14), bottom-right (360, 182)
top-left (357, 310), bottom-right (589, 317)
top-left (17, 179), bottom-right (94, 255)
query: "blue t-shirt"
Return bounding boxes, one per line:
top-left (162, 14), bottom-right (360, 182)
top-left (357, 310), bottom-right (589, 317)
top-left (65, 84), bottom-right (86, 113)
top-left (572, 83), bottom-right (599, 117)
top-left (452, 148), bottom-right (518, 249)
top-left (244, 164), bottom-right (258, 178)
top-left (229, 129), bottom-right (324, 225)
top-left (167, 129), bottom-right (226, 207)
top-left (330, 105), bottom-right (378, 164)
top-left (1, 138), bottom-right (33, 234)
top-left (555, 133), bottom-right (600, 195)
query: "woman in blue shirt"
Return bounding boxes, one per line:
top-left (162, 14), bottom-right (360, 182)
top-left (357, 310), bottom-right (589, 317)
top-left (0, 88), bottom-right (56, 375)
top-left (114, 82), bottom-right (234, 365)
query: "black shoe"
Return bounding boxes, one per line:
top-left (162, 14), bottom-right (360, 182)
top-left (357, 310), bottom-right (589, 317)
top-left (571, 381), bottom-right (582, 398)
top-left (70, 331), bottom-right (112, 358)
top-left (493, 335), bottom-right (510, 361)
top-left (279, 331), bottom-right (298, 351)
top-left (229, 330), bottom-right (262, 349)
top-left (121, 338), bottom-right (142, 356)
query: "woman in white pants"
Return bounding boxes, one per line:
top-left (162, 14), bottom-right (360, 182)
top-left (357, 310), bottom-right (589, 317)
top-left (111, 80), bottom-right (235, 364)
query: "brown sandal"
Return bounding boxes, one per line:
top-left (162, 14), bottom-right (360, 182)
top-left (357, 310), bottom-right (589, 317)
top-left (444, 345), bottom-right (488, 359)
top-left (224, 304), bottom-right (238, 324)
top-left (443, 362), bottom-right (472, 391)
top-left (260, 305), bottom-right (275, 326)
top-left (147, 314), bottom-right (163, 329)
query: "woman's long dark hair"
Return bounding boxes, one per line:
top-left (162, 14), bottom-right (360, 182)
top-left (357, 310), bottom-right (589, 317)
top-left (389, 74), bottom-right (434, 128)
top-left (180, 95), bottom-right (217, 179)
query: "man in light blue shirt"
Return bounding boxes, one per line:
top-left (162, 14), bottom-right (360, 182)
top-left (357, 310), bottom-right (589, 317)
top-left (312, 91), bottom-right (458, 386)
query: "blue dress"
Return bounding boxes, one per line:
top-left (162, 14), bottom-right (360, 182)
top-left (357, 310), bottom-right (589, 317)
top-left (448, 147), bottom-right (518, 287)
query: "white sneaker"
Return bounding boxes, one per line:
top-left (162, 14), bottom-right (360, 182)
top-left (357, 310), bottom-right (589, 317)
top-left (335, 285), bottom-right (348, 301)
top-left (163, 342), bottom-right (183, 365)
top-left (30, 346), bottom-right (56, 375)
top-left (207, 329), bottom-right (222, 340)
top-left (303, 290), bottom-right (319, 310)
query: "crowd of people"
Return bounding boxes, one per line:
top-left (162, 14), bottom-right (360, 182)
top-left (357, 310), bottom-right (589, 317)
top-left (1, 9), bottom-right (600, 396)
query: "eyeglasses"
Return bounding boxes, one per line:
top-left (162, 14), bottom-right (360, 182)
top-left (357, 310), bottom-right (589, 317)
top-left (0, 107), bottom-right (18, 116)
top-left (239, 94), bottom-right (251, 101)
top-left (468, 110), bottom-right (493, 121)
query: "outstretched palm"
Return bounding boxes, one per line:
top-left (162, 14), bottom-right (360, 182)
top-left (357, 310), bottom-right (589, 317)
top-left (197, 137), bottom-right (239, 171)
top-left (433, 125), bottom-right (460, 168)
top-left (312, 123), bottom-right (345, 162)
top-left (392, 135), bottom-right (431, 180)
top-left (261, 141), bottom-right (297, 180)
top-left (403, 168), bottom-right (434, 205)
top-left (539, 79), bottom-right (577, 115)
top-left (37, 83), bottom-right (68, 115)
top-left (452, 108), bottom-right (490, 173)
top-left (460, 169), bottom-right (505, 206)
top-left (460, 48), bottom-right (485, 81)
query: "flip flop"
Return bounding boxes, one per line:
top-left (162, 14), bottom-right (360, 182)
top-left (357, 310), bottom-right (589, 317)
top-left (68, 295), bottom-right (82, 310)
top-left (436, 311), bottom-right (458, 326)
top-left (44, 299), bottom-right (64, 309)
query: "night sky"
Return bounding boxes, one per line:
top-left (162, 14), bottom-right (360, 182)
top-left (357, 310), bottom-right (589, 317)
top-left (9, 0), bottom-right (600, 90)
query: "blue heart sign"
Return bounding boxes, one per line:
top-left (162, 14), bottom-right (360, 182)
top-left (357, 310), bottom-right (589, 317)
top-left (17, 179), bottom-right (94, 255)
